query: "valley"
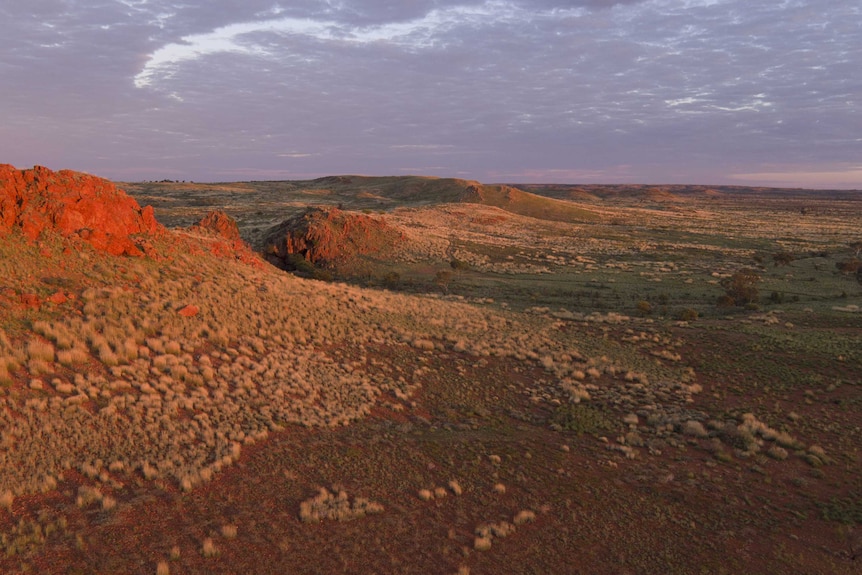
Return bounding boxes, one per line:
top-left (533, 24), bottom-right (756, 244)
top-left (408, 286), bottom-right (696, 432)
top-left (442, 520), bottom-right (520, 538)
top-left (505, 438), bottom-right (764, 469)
top-left (0, 166), bottom-right (860, 574)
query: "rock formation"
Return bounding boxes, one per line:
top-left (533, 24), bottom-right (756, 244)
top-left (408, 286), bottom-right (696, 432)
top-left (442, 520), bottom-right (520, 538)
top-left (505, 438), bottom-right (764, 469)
top-left (186, 209), bottom-right (264, 267)
top-left (262, 207), bottom-right (402, 269)
top-left (0, 164), bottom-right (161, 256)
top-left (189, 210), bottom-right (242, 242)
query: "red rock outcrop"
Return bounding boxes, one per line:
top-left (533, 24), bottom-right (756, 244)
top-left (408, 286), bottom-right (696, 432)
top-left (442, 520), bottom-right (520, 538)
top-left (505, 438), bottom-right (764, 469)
top-left (262, 207), bottom-right (402, 268)
top-left (0, 164), bottom-right (161, 256)
top-left (185, 210), bottom-right (264, 267)
top-left (177, 304), bottom-right (200, 317)
top-left (189, 210), bottom-right (241, 242)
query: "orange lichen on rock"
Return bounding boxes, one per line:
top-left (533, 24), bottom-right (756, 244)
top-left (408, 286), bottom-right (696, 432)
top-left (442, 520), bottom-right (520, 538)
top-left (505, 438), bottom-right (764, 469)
top-left (0, 164), bottom-right (162, 256)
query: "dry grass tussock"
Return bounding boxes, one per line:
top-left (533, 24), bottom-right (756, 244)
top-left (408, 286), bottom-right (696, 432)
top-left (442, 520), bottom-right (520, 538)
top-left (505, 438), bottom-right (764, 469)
top-left (0, 236), bottom-right (701, 499)
top-left (298, 487), bottom-right (383, 523)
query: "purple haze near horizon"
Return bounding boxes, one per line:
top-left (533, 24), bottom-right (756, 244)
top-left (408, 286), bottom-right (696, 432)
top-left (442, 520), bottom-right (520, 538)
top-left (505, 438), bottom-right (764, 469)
top-left (0, 0), bottom-right (860, 188)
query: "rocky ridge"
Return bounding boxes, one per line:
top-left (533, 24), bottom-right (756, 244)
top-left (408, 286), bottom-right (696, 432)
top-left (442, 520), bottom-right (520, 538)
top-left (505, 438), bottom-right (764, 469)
top-left (262, 206), bottom-right (403, 269)
top-left (0, 164), bottom-right (161, 256)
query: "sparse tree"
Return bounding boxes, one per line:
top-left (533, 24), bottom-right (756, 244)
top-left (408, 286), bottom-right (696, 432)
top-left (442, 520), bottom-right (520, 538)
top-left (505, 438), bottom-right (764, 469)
top-left (836, 258), bottom-right (862, 273)
top-left (719, 269), bottom-right (761, 306)
top-left (435, 270), bottom-right (452, 293)
top-left (636, 300), bottom-right (652, 316)
top-left (450, 258), bottom-right (469, 271)
top-left (381, 271), bottom-right (401, 288)
top-left (772, 252), bottom-right (794, 267)
top-left (677, 308), bottom-right (698, 321)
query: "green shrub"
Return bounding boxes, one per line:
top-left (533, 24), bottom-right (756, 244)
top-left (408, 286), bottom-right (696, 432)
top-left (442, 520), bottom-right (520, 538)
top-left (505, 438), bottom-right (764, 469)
top-left (677, 308), bottom-right (698, 321)
top-left (716, 295), bottom-right (735, 308)
top-left (636, 300), bottom-right (652, 315)
top-left (435, 270), bottom-right (452, 292)
top-left (381, 271), bottom-right (401, 288)
top-left (450, 259), bottom-right (470, 271)
top-left (836, 258), bottom-right (861, 273)
top-left (819, 496), bottom-right (862, 525)
top-left (551, 403), bottom-right (613, 435)
top-left (312, 269), bottom-right (334, 282)
top-left (719, 270), bottom-right (760, 306)
top-left (285, 254), bottom-right (317, 276)
top-left (773, 252), bottom-right (794, 267)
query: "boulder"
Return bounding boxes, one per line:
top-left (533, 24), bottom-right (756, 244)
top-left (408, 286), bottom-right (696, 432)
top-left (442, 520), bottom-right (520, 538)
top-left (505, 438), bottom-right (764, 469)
top-left (177, 304), bottom-right (200, 317)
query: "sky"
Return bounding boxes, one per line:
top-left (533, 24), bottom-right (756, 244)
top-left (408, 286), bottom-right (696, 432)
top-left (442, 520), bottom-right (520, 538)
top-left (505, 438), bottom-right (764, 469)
top-left (1, 0), bottom-right (860, 188)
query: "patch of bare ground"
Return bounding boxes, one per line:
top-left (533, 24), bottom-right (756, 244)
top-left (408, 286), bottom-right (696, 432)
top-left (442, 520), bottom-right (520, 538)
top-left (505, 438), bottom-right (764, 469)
top-left (3, 349), bottom-right (858, 574)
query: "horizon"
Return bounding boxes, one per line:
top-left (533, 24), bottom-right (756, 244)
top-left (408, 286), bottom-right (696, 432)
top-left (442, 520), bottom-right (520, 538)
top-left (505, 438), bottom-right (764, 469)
top-left (126, 174), bottom-right (861, 192)
top-left (1, 1), bottom-right (860, 189)
top-left (6, 162), bottom-right (862, 192)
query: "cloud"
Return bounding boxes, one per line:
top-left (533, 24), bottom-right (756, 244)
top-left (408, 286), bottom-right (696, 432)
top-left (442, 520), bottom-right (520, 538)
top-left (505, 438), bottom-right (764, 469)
top-left (390, 144), bottom-right (456, 151)
top-left (0, 0), bottom-right (860, 187)
top-left (132, 1), bottom-right (588, 89)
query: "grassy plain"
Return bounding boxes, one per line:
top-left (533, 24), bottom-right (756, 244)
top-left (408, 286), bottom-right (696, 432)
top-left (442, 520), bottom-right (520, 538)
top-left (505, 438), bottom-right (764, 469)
top-left (0, 177), bottom-right (860, 574)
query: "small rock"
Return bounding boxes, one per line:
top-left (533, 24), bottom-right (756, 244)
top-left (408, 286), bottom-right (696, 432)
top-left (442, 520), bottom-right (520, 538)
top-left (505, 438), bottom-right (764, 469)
top-left (47, 291), bottom-right (68, 305)
top-left (20, 293), bottom-right (41, 308)
top-left (178, 305), bottom-right (200, 317)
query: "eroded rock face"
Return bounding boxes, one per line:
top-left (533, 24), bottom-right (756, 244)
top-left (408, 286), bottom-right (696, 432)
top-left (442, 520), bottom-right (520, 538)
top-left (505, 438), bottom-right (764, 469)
top-left (189, 210), bottom-right (241, 242)
top-left (0, 164), bottom-right (161, 256)
top-left (262, 207), bottom-right (402, 268)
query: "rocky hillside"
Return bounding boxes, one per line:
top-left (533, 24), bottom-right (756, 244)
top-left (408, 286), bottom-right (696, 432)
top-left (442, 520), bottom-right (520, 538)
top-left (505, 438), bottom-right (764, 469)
top-left (188, 210), bottom-right (242, 242)
top-left (1, 164), bottom-right (860, 575)
top-left (262, 207), bottom-right (403, 269)
top-left (0, 164), bottom-right (161, 256)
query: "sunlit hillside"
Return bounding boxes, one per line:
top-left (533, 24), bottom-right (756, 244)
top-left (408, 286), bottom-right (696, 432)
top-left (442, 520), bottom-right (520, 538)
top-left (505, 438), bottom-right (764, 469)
top-left (1, 166), bottom-right (860, 574)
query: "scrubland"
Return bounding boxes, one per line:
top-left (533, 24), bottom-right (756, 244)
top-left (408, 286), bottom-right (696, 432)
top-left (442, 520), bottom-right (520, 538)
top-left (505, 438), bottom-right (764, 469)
top-left (0, 179), bottom-right (860, 574)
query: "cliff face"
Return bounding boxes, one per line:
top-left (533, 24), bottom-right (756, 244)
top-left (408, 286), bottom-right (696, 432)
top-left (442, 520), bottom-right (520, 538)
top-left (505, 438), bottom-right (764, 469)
top-left (0, 164), bottom-right (161, 256)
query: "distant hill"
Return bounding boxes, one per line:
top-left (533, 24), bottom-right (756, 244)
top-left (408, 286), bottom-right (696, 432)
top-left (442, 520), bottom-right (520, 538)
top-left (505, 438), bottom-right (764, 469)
top-left (511, 183), bottom-right (862, 201)
top-left (122, 176), bottom-right (603, 241)
top-left (459, 183), bottom-right (601, 222)
top-left (286, 176), bottom-right (603, 222)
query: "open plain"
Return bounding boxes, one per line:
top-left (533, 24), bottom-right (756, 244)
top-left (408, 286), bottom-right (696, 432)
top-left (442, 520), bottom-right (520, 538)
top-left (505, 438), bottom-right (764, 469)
top-left (1, 167), bottom-right (861, 574)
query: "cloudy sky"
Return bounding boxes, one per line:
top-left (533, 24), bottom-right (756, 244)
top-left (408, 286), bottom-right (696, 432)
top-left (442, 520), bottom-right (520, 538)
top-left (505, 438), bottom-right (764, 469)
top-left (1, 0), bottom-right (860, 187)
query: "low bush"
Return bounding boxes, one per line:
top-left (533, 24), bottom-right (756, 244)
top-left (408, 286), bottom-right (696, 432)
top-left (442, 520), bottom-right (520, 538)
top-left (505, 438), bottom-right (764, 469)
top-left (836, 258), bottom-right (861, 273)
top-left (719, 269), bottom-right (760, 306)
top-left (551, 403), bottom-right (613, 435)
top-left (677, 308), bottom-right (698, 321)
